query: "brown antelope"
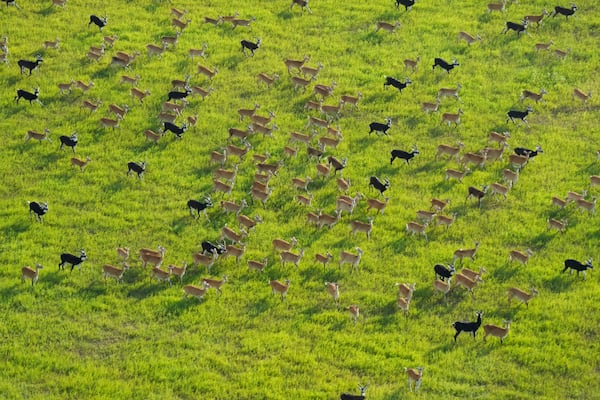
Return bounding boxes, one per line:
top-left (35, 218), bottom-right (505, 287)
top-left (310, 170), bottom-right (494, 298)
top-left (314, 81), bottom-right (336, 101)
top-left (221, 226), bottom-right (247, 244)
top-left (404, 56), bottom-right (420, 71)
top-left (508, 248), bottom-right (533, 265)
top-left (213, 179), bottom-right (234, 197)
top-left (237, 214), bottom-right (262, 231)
top-left (487, 0), bottom-right (507, 12)
top-left (256, 72), bottom-right (280, 88)
top-left (500, 169), bottom-right (519, 187)
top-left (307, 145), bottom-right (324, 161)
top-left (115, 247), bottom-right (129, 262)
top-left (220, 199), bottom-right (247, 215)
top-left (416, 209), bottom-right (436, 224)
top-left (108, 103), bottom-right (129, 120)
top-left (71, 156), bottom-right (92, 171)
top-left (526, 9), bottom-right (549, 26)
top-left (405, 367), bottom-right (425, 392)
top-left (318, 135), bottom-right (341, 151)
top-left (430, 198), bottom-right (450, 213)
top-left (348, 305), bottom-right (360, 324)
top-left (441, 108), bottom-right (463, 126)
top-left (88, 50), bottom-right (103, 62)
top-left (590, 175), bottom-right (600, 188)
top-left (453, 242), bottom-right (480, 264)
top-left (247, 258), bottom-right (268, 272)
top-left (554, 48), bottom-right (571, 59)
top-left (454, 272), bottom-right (483, 299)
top-left (252, 152), bottom-right (270, 164)
top-left (220, 12), bottom-right (240, 25)
top-left (567, 190), bottom-right (587, 203)
top-left (397, 296), bottom-right (411, 317)
top-left (58, 80), bottom-right (75, 94)
top-left (21, 263), bottom-right (43, 286)
top-left (291, 176), bottom-right (311, 192)
top-left (366, 197), bottom-right (389, 215)
top-left (214, 165), bottom-right (238, 183)
top-left (458, 31), bottom-right (481, 46)
top-left (483, 143), bottom-right (509, 163)
top-left (351, 217), bottom-right (374, 239)
top-left (140, 246), bottom-right (166, 268)
top-left (43, 37), bottom-right (60, 49)
top-left (551, 196), bottom-right (567, 209)
top-left (406, 221), bottom-right (428, 241)
top-left (250, 187), bottom-right (273, 206)
top-left (223, 244), bottom-right (245, 264)
top-left (489, 182), bottom-right (511, 200)
top-left (146, 42), bottom-right (167, 57)
top-left (289, 130), bottom-right (312, 145)
top-left (437, 213), bottom-right (458, 230)
top-left (461, 151), bottom-right (487, 168)
top-left (238, 103), bottom-right (260, 121)
top-left (103, 34), bottom-right (118, 47)
top-left (489, 131), bottom-right (510, 146)
top-left (445, 168), bottom-right (470, 183)
top-left (284, 55), bottom-right (310, 74)
top-left (151, 266), bottom-right (173, 285)
top-left (226, 143), bottom-right (250, 161)
top-left (197, 64), bottom-right (218, 80)
top-left (270, 279), bottom-right (291, 301)
top-left (307, 210), bottom-right (321, 226)
top-left (192, 249), bottom-right (218, 272)
top-left (228, 126), bottom-right (253, 143)
top-left (437, 83), bottom-right (462, 101)
top-left (335, 177), bottom-right (350, 194)
top-left (52, 0), bottom-right (67, 6)
top-left (572, 88), bottom-right (592, 103)
top-left (396, 282), bottom-right (416, 302)
top-left (99, 117), bottom-right (120, 130)
top-left (272, 237), bottom-right (298, 253)
top-left (170, 7), bottom-right (187, 19)
top-left (340, 92), bottom-right (362, 109)
top-left (318, 210), bottom-right (341, 229)
top-left (459, 266), bottom-right (486, 282)
top-left (280, 248), bottom-right (304, 268)
top-left (339, 247), bottom-right (363, 273)
top-left (202, 276), bottom-right (228, 295)
top-left (157, 112), bottom-right (176, 124)
top-left (509, 154), bottom-right (529, 169)
top-left (251, 122), bottom-right (278, 138)
top-left (315, 252), bottom-right (334, 269)
top-left (576, 197), bottom-right (596, 215)
top-left (102, 263), bottom-right (128, 283)
top-left (169, 262), bottom-right (188, 284)
top-left (421, 100), bottom-right (440, 114)
top-left (144, 129), bottom-right (163, 143)
top-left (161, 31), bottom-right (181, 47)
top-left (291, 75), bottom-right (312, 92)
top-left (483, 320), bottom-right (511, 343)
top-left (189, 43), bottom-right (208, 61)
top-left (256, 160), bottom-right (282, 176)
top-left (375, 21), bottom-right (401, 33)
top-left (508, 287), bottom-right (538, 307)
top-left (325, 282), bottom-right (340, 305)
top-left (130, 87), bottom-right (151, 103)
top-left (182, 283), bottom-right (209, 302)
top-left (81, 99), bottom-right (102, 113)
top-left (321, 100), bottom-right (343, 120)
top-left (190, 86), bottom-right (214, 100)
top-left (172, 17), bottom-right (191, 31)
top-left (203, 16), bottom-right (223, 25)
top-left (436, 141), bottom-right (464, 160)
top-left (25, 128), bottom-right (52, 143)
top-left (336, 197), bottom-right (357, 216)
top-left (316, 163), bottom-right (331, 179)
top-left (296, 194), bottom-right (313, 207)
top-left (232, 17), bottom-right (256, 30)
top-left (162, 101), bottom-right (186, 115)
top-left (533, 41), bottom-right (553, 51)
top-left (75, 80), bottom-right (94, 93)
top-left (520, 88), bottom-right (547, 102)
top-left (433, 278), bottom-right (452, 300)
top-left (283, 146), bottom-right (298, 158)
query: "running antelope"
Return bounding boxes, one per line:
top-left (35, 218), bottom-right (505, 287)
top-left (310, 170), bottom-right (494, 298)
top-left (509, 248), bottom-right (533, 265)
top-left (507, 287), bottom-right (538, 307)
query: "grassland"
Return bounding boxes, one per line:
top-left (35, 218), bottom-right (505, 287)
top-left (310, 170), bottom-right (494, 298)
top-left (0, 0), bottom-right (599, 398)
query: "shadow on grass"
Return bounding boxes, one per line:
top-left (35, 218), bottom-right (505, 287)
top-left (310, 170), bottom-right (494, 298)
top-left (127, 283), bottom-right (169, 299)
top-left (543, 274), bottom-right (576, 293)
top-left (3, 220), bottom-right (30, 239)
top-left (490, 263), bottom-right (519, 283)
top-left (163, 298), bottom-right (201, 316)
top-left (245, 297), bottom-right (271, 317)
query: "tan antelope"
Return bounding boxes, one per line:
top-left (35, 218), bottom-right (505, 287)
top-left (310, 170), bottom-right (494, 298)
top-left (269, 279), bottom-right (291, 301)
top-left (461, 151), bottom-right (487, 168)
top-left (214, 164), bottom-right (239, 183)
top-left (103, 34), bottom-right (118, 47)
top-left (525, 9), bottom-right (549, 26)
top-left (314, 81), bottom-right (336, 101)
top-left (226, 143), bottom-right (250, 161)
top-left (487, 0), bottom-right (507, 12)
top-left (458, 31), bottom-right (481, 46)
top-left (551, 196), bottom-right (567, 209)
top-left (252, 152), bottom-right (270, 164)
top-left (238, 103), bottom-right (260, 121)
top-left (283, 146), bottom-right (298, 158)
top-left (284, 55), bottom-right (310, 74)
top-left (436, 141), bottom-right (464, 160)
top-left (321, 100), bottom-right (343, 120)
top-left (256, 72), bottom-right (280, 88)
top-left (144, 129), bottom-right (163, 143)
top-left (251, 122), bottom-right (278, 138)
top-left (220, 12), bottom-right (240, 25)
top-left (590, 175), bottom-right (600, 188)
top-left (228, 126), bottom-right (253, 143)
top-left (192, 249), bottom-right (218, 273)
top-left (554, 48), bottom-right (571, 59)
top-left (21, 263), bottom-right (43, 286)
top-left (336, 177), bottom-right (351, 194)
top-left (433, 278), bottom-right (452, 300)
top-left (339, 247), bottom-right (363, 273)
top-left (99, 117), bottom-right (120, 130)
top-left (405, 367), bottom-right (425, 392)
top-left (397, 295), bottom-right (411, 317)
top-left (172, 17), bottom-right (191, 31)
top-left (43, 37), bottom-right (60, 49)
top-left (502, 169), bottom-right (519, 187)
top-left (421, 100), bottom-right (440, 114)
top-left (256, 160), bottom-right (282, 176)
top-left (453, 242), bottom-right (480, 264)
top-left (232, 17), bottom-right (256, 30)
top-left (25, 128), bottom-right (52, 143)
top-left (151, 266), bottom-right (173, 285)
top-left (489, 131), bottom-right (510, 146)
top-left (441, 108), bottom-right (464, 126)
top-left (315, 252), bottom-right (334, 269)
top-left (169, 262), bottom-right (188, 284)
top-left (572, 88), bottom-right (592, 103)
top-left (108, 103), bottom-right (129, 120)
top-left (350, 217), bottom-right (374, 239)
top-left (484, 143), bottom-right (509, 163)
top-left (280, 248), bottom-right (304, 268)
top-left (483, 320), bottom-right (511, 343)
top-left (316, 163), bottom-right (331, 180)
top-left (202, 276), bottom-right (228, 295)
top-left (459, 266), bottom-right (486, 282)
top-left (489, 182), bottom-right (511, 200)
top-left (454, 272), bottom-right (484, 299)
top-left (509, 248), bottom-right (533, 265)
top-left (170, 7), bottom-right (187, 19)
top-left (161, 31), bottom-right (181, 48)
top-left (289, 131), bottom-right (312, 145)
top-left (102, 263), bottom-right (129, 283)
top-left (508, 287), bottom-right (538, 307)
top-left (247, 258), bottom-right (268, 272)
top-left (375, 21), bottom-right (401, 33)
top-left (182, 283), bottom-right (209, 302)
top-left (220, 198), bottom-right (247, 215)
top-left (250, 187), bottom-right (273, 206)
top-left (189, 43), bottom-right (208, 61)
top-left (404, 56), bottom-right (420, 71)
top-left (116, 247), bottom-right (129, 262)
top-left (291, 75), bottom-right (312, 92)
top-left (534, 41), bottom-right (553, 51)
top-left (75, 80), bottom-right (94, 93)
top-left (340, 92), bottom-right (362, 109)
top-left (223, 244), bottom-right (246, 264)
top-left (520, 88), bottom-right (547, 103)
top-left (437, 83), bottom-right (462, 101)
top-left (190, 86), bottom-right (214, 100)
top-left (336, 197), bottom-right (357, 216)
top-left (291, 176), bottom-right (311, 192)
top-left (213, 179), bottom-right (234, 197)
top-left (366, 197), bottom-right (389, 215)
top-left (203, 16), bottom-right (223, 25)
top-left (71, 156), bottom-right (92, 171)
top-left (430, 198), bottom-right (450, 213)
top-left (318, 135), bottom-right (341, 151)
top-left (130, 87), bottom-right (151, 103)
top-left (237, 214), bottom-right (262, 231)
top-left (406, 221), bottom-right (428, 241)
top-left (396, 282), bottom-right (416, 302)
top-left (576, 197), bottom-right (596, 215)
top-left (197, 64), bottom-right (218, 80)
top-left (547, 218), bottom-right (567, 233)
top-left (87, 50), bottom-right (103, 62)
top-left (272, 237), bottom-right (298, 253)
top-left (300, 62), bottom-right (324, 81)
top-left (307, 145), bottom-right (324, 161)
top-left (221, 226), bottom-right (247, 244)
top-left (146, 42), bottom-right (167, 57)
top-left (317, 210), bottom-right (341, 229)
top-left (437, 213), bottom-right (458, 230)
top-left (445, 168), bottom-right (470, 183)
top-left (348, 305), bottom-right (360, 324)
top-left (140, 246), bottom-right (166, 268)
top-left (296, 194), bottom-right (313, 207)
top-left (566, 189), bottom-right (587, 203)
top-left (162, 101), bottom-right (186, 115)
top-left (307, 210), bottom-right (321, 226)
top-left (58, 80), bottom-right (75, 94)
top-left (509, 154), bottom-right (529, 170)
top-left (325, 282), bottom-right (340, 305)
top-left (52, 0), bottom-right (67, 6)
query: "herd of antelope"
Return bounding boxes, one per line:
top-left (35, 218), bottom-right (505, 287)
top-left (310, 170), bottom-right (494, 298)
top-left (6, 0), bottom-right (595, 396)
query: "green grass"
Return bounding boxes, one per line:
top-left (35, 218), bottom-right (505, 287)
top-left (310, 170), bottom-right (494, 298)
top-left (1, 0), bottom-right (599, 398)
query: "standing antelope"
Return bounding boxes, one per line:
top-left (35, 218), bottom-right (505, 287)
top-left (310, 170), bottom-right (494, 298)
top-left (483, 320), bottom-right (511, 344)
top-left (21, 263), bottom-right (43, 286)
top-left (453, 242), bottom-right (480, 264)
top-left (102, 263), bottom-right (129, 284)
top-left (339, 247), bottom-right (363, 273)
top-left (509, 248), bottom-right (533, 265)
top-left (508, 287), bottom-right (538, 307)
top-left (270, 279), bottom-right (291, 301)
top-left (325, 282), bottom-right (340, 305)
top-left (405, 367), bottom-right (424, 392)
top-left (71, 156), bottom-right (92, 171)
top-left (348, 305), bottom-right (360, 325)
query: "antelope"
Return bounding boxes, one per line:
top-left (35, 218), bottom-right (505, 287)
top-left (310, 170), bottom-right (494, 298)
top-left (221, 226), bottom-right (247, 244)
top-left (318, 210), bottom-right (341, 229)
top-left (291, 176), bottom-right (311, 192)
top-left (307, 145), bottom-right (324, 161)
top-left (520, 88), bottom-right (547, 103)
top-left (250, 187), bottom-right (273, 206)
top-left (340, 92), bottom-right (362, 110)
top-left (257, 72), bottom-right (280, 88)
top-left (237, 214), bottom-right (262, 231)
top-left (509, 154), bottom-right (529, 170)
top-left (454, 272), bottom-right (484, 299)
top-left (71, 156), bottom-right (92, 171)
top-left (307, 210), bottom-right (321, 226)
top-left (203, 16), bottom-right (223, 25)
top-left (284, 55), bottom-right (310, 74)
top-left (445, 168), bottom-right (470, 183)
top-left (590, 175), bottom-right (600, 188)
top-left (197, 64), bottom-right (218, 80)
top-left (226, 143), bottom-right (250, 161)
top-left (251, 122), bottom-right (278, 138)
top-left (52, 0), bottom-right (66, 6)
top-left (280, 248), bottom-right (304, 268)
top-left (458, 31), bottom-right (481, 46)
top-left (256, 160), bottom-right (282, 176)
top-left (114, 247), bottom-right (129, 263)
top-left (436, 141), bottom-right (464, 160)
top-left (220, 199), bottom-right (247, 215)
top-left (100, 263), bottom-right (128, 284)
top-left (283, 146), bottom-right (298, 158)
top-left (202, 276), bottom-right (228, 295)
top-left (140, 246), bottom-right (166, 268)
top-left (336, 177), bottom-right (351, 194)
top-left (416, 210), bottom-right (436, 225)
top-left (161, 102), bottom-right (186, 115)
top-left (438, 83), bottom-right (463, 102)
top-left (75, 80), bottom-right (94, 93)
top-left (461, 152), bottom-right (486, 168)
top-left (453, 242), bottom-right (480, 264)
top-left (490, 182), bottom-right (511, 200)
top-left (487, 0), bottom-right (506, 12)
top-left (483, 320), bottom-right (511, 343)
top-left (151, 266), bottom-right (173, 285)
top-left (172, 17), bottom-right (191, 31)
top-left (223, 244), bottom-right (245, 264)
top-left (509, 248), bottom-right (533, 265)
top-left (316, 163), bottom-right (331, 180)
top-left (567, 190), bottom-right (587, 203)
top-left (348, 305), bottom-right (360, 324)
top-left (170, 7), bottom-right (187, 19)
top-left (576, 197), bottom-right (596, 215)
top-left (213, 179), bottom-right (234, 197)
top-left (189, 43), bottom-right (208, 61)
top-left (214, 165), bottom-right (238, 183)
top-left (430, 198), bottom-right (450, 213)
top-left (336, 197), bottom-right (356, 216)
top-left (484, 143), bottom-right (509, 163)
top-left (21, 263), bottom-right (43, 286)
top-left (433, 278), bottom-right (452, 299)
top-left (289, 131), bottom-right (312, 145)
top-left (554, 48), bottom-right (571, 59)
top-left (247, 258), bottom-right (268, 272)
top-left (325, 282), bottom-right (340, 305)
top-left (291, 75), bottom-right (312, 92)
top-left (108, 103), bottom-right (129, 120)
top-left (366, 197), bottom-right (389, 215)
top-left (58, 80), bottom-right (75, 94)
top-left (404, 56), bottom-right (420, 71)
top-left (103, 34), bottom-right (118, 47)
top-left (397, 295), bottom-right (410, 317)
top-left (232, 17), bottom-right (256, 30)
top-left (81, 99), bottom-right (102, 113)
top-left (43, 37), bottom-right (60, 49)
top-left (547, 218), bottom-right (567, 235)
top-left (192, 249), bottom-right (218, 272)
top-left (161, 31), bottom-right (181, 48)
top-left (228, 126), bottom-right (253, 143)
top-left (25, 128), bottom-right (52, 143)
top-left (405, 367), bottom-right (425, 392)
top-left (508, 287), bottom-right (538, 307)
top-left (272, 237), bottom-right (298, 253)
top-left (396, 282), bottom-right (416, 302)
top-left (572, 88), bottom-right (592, 103)
top-left (314, 81), bottom-right (337, 101)
top-left (441, 108), bottom-right (463, 126)
top-left (146, 42), bottom-right (167, 57)
top-left (351, 217), bottom-right (374, 239)
top-left (339, 247), bottom-right (363, 272)
top-left (321, 100), bottom-right (343, 120)
top-left (270, 279), bottom-right (291, 301)
top-left (99, 117), bottom-right (120, 130)
top-left (375, 21), bottom-right (401, 33)
top-left (182, 283), bottom-right (209, 302)
top-left (296, 193), bottom-right (313, 207)
top-left (130, 88), bottom-right (151, 103)
top-left (526, 9), bottom-right (549, 26)
top-left (437, 213), bottom-right (458, 230)
top-left (144, 130), bottom-right (163, 143)
top-left (318, 135), bottom-right (341, 150)
top-left (406, 221), bottom-right (428, 241)
top-left (421, 100), bottom-right (440, 114)
top-left (500, 170), bottom-right (519, 188)
top-left (315, 252), bottom-right (334, 269)
top-left (220, 12), bottom-right (240, 25)
top-left (489, 131), bottom-right (510, 146)
top-left (190, 86), bottom-right (214, 101)
top-left (534, 41), bottom-right (553, 51)
top-left (238, 103), bottom-right (260, 121)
